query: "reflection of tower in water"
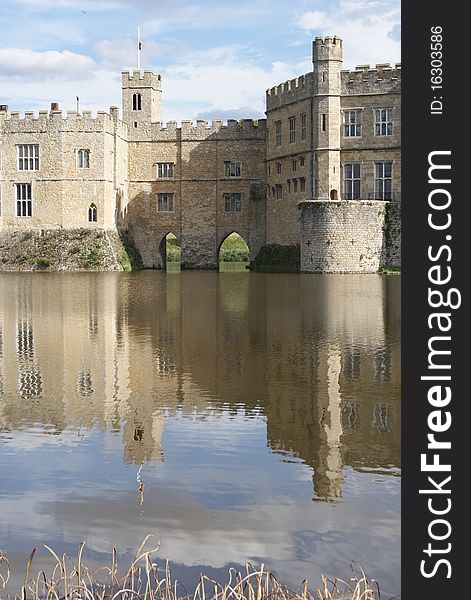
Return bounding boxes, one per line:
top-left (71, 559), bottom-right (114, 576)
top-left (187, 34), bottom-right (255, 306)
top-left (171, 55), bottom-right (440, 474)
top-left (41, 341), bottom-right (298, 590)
top-left (123, 409), bottom-right (164, 465)
top-left (16, 282), bottom-right (43, 400)
top-left (264, 274), bottom-right (400, 501)
top-left (314, 345), bottom-right (344, 499)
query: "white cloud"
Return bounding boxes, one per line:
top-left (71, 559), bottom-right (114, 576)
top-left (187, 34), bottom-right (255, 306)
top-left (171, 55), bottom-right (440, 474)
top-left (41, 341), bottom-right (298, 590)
top-left (295, 11), bottom-right (328, 29)
top-left (295, 0), bottom-right (400, 68)
top-left (0, 69), bottom-right (121, 113)
top-left (0, 48), bottom-right (97, 79)
top-left (159, 56), bottom-right (310, 121)
top-left (1, 38), bottom-right (307, 119)
top-left (388, 23), bottom-right (401, 41)
top-left (93, 37), bottom-right (170, 71)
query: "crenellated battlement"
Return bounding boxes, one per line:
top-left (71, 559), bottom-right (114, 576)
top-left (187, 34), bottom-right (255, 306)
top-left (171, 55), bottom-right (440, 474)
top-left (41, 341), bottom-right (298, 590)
top-left (179, 118), bottom-right (265, 134)
top-left (341, 63), bottom-right (401, 95)
top-left (266, 60), bottom-right (400, 110)
top-left (312, 35), bottom-right (343, 63)
top-left (128, 118), bottom-right (268, 141)
top-left (0, 108), bottom-right (129, 135)
top-left (121, 70), bottom-right (162, 89)
top-left (266, 72), bottom-right (314, 111)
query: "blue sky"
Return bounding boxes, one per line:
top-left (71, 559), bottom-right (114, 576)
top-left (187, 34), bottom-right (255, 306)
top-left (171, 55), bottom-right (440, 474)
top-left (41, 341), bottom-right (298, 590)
top-left (0, 0), bottom-right (400, 121)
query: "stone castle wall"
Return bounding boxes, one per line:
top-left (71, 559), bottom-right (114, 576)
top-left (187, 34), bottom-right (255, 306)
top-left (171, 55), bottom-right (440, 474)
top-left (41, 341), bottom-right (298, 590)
top-left (341, 64), bottom-right (401, 96)
top-left (0, 110), bottom-right (128, 231)
top-left (126, 120), bottom-right (267, 268)
top-left (299, 201), bottom-right (401, 273)
top-left (265, 39), bottom-right (401, 252)
top-left (0, 36), bottom-right (401, 273)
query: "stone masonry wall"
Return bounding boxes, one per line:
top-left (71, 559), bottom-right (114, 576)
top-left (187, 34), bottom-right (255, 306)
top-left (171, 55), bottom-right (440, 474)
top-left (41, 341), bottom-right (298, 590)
top-left (0, 110), bottom-right (127, 231)
top-left (126, 120), bottom-right (267, 269)
top-left (300, 201), bottom-right (400, 273)
top-left (265, 54), bottom-right (401, 250)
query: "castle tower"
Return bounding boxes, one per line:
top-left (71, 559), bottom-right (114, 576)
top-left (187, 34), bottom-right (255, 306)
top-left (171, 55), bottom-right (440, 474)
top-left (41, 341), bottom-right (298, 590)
top-left (121, 70), bottom-right (162, 129)
top-left (312, 36), bottom-right (343, 200)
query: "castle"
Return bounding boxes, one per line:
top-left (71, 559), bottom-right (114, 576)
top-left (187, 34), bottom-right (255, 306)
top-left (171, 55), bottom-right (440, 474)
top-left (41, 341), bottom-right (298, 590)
top-left (0, 36), bottom-right (401, 272)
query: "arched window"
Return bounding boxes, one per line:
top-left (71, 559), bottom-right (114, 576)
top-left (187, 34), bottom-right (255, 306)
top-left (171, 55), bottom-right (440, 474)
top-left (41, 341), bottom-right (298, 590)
top-left (132, 93), bottom-right (142, 111)
top-left (88, 203), bottom-right (97, 222)
top-left (77, 149), bottom-right (90, 169)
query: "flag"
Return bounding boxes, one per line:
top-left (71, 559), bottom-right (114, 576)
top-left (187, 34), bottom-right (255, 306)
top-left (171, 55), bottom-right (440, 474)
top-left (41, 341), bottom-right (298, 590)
top-left (138, 28), bottom-right (142, 51)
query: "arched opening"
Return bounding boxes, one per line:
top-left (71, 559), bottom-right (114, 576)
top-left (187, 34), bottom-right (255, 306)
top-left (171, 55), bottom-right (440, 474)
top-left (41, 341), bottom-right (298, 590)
top-left (330, 189), bottom-right (338, 200)
top-left (88, 203), bottom-right (97, 222)
top-left (159, 232), bottom-right (181, 271)
top-left (132, 93), bottom-right (142, 111)
top-left (218, 232), bottom-right (249, 272)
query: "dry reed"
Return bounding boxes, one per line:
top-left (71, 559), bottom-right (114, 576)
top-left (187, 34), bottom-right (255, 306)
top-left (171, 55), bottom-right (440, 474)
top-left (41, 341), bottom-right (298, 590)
top-left (0, 536), bottom-right (386, 600)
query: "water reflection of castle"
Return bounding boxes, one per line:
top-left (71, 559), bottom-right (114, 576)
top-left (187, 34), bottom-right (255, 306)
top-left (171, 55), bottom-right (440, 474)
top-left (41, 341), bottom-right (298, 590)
top-left (0, 272), bottom-right (400, 500)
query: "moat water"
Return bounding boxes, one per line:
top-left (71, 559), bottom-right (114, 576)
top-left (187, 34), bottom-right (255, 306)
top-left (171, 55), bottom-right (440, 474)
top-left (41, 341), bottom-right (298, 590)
top-left (0, 270), bottom-right (400, 597)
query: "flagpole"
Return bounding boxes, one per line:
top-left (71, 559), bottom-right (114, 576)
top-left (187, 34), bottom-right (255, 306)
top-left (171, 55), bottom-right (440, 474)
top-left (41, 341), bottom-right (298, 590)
top-left (137, 27), bottom-right (141, 71)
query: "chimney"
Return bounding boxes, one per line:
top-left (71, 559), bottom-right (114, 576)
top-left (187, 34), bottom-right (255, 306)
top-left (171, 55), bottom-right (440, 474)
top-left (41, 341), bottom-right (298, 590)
top-left (51, 102), bottom-right (60, 111)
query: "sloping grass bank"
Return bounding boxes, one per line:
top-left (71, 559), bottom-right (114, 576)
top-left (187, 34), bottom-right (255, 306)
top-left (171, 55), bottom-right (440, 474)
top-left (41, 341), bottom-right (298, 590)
top-left (0, 229), bottom-right (143, 272)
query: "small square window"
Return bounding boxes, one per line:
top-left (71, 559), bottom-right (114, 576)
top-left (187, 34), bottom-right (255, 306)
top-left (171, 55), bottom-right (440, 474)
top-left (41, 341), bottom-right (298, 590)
top-left (375, 108), bottom-right (393, 136)
top-left (224, 192), bottom-right (241, 212)
top-left (224, 161), bottom-right (241, 177)
top-left (343, 110), bottom-right (362, 137)
top-left (157, 163), bottom-right (174, 178)
top-left (17, 145), bottom-right (39, 171)
top-left (157, 193), bottom-right (174, 212)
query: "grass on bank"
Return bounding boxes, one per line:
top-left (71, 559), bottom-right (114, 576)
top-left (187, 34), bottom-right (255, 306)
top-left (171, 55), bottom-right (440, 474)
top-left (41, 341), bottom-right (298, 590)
top-left (166, 234), bottom-right (181, 263)
top-left (378, 266), bottom-right (401, 274)
top-left (219, 233), bottom-right (249, 263)
top-left (0, 537), bottom-right (382, 600)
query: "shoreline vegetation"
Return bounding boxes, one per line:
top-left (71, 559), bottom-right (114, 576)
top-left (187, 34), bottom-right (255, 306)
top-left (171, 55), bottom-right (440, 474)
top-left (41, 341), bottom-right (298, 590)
top-left (378, 266), bottom-right (401, 274)
top-left (0, 538), bottom-right (382, 600)
top-left (0, 229), bottom-right (400, 273)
